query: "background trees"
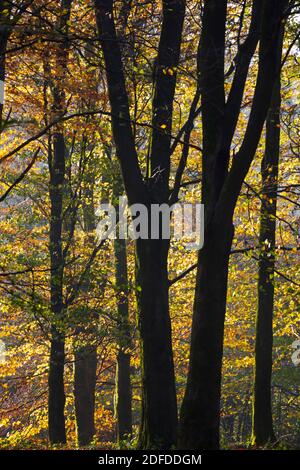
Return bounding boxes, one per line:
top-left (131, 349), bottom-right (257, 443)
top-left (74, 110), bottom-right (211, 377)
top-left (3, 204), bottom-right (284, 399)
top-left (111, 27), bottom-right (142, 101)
top-left (0, 0), bottom-right (299, 450)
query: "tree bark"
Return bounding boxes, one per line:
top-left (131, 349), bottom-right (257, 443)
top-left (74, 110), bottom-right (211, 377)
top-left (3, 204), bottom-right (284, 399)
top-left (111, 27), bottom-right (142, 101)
top-left (180, 0), bottom-right (228, 449)
top-left (115, 350), bottom-right (131, 441)
top-left (251, 34), bottom-right (283, 446)
top-left (136, 237), bottom-right (177, 449)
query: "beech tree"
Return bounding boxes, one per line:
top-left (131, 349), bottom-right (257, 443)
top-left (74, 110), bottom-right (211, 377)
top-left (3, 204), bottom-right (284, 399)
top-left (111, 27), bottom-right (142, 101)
top-left (47, 0), bottom-right (72, 444)
top-left (180, 0), bottom-right (288, 450)
top-left (73, 149), bottom-right (98, 446)
top-left (94, 0), bottom-right (185, 448)
top-left (252, 28), bottom-right (284, 447)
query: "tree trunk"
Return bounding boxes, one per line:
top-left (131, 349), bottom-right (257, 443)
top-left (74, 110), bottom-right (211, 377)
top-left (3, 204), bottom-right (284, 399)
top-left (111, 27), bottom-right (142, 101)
top-left (74, 283), bottom-right (98, 446)
top-left (115, 350), bottom-right (131, 441)
top-left (251, 46), bottom-right (282, 447)
top-left (74, 344), bottom-right (97, 446)
top-left (74, 153), bottom-right (98, 446)
top-left (48, 0), bottom-right (72, 444)
top-left (180, 0), bottom-right (287, 450)
top-left (180, 0), bottom-right (228, 449)
top-left (136, 237), bottom-right (177, 449)
top-left (113, 167), bottom-right (132, 442)
top-left (94, 0), bottom-right (184, 449)
top-left (114, 238), bottom-right (132, 441)
top-left (48, 132), bottom-right (67, 444)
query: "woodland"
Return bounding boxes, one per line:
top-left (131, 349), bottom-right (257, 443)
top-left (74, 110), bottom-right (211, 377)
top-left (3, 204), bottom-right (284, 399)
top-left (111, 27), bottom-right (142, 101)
top-left (0, 0), bottom-right (299, 451)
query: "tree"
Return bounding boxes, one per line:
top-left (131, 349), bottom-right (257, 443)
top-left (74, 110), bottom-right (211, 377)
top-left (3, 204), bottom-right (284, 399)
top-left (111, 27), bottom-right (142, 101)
top-left (252, 27), bottom-right (284, 447)
top-left (94, 0), bottom-right (185, 448)
top-left (111, 161), bottom-right (132, 442)
top-left (47, 0), bottom-right (72, 444)
top-left (180, 0), bottom-right (288, 450)
top-left (73, 148), bottom-right (98, 447)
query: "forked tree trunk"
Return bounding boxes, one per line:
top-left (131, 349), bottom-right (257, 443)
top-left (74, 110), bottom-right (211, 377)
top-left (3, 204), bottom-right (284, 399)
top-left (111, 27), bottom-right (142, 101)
top-left (180, 0), bottom-right (287, 450)
top-left (252, 42), bottom-right (282, 446)
top-left (180, 0), bottom-right (228, 449)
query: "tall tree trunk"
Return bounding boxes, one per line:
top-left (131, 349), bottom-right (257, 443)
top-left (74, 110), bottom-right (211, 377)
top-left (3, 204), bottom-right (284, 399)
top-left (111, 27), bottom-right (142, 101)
top-left (74, 159), bottom-right (98, 446)
top-left (48, 0), bottom-right (72, 444)
top-left (180, 0), bottom-right (228, 449)
top-left (180, 0), bottom-right (287, 450)
top-left (180, 219), bottom-right (234, 449)
top-left (112, 166), bottom-right (132, 442)
top-left (136, 237), bottom-right (176, 449)
top-left (48, 131), bottom-right (67, 444)
top-left (74, 327), bottom-right (97, 447)
top-left (137, 0), bottom-right (184, 447)
top-left (114, 236), bottom-right (132, 441)
top-left (73, 40), bottom-right (100, 446)
top-left (94, 0), bottom-right (185, 448)
top-left (251, 37), bottom-right (282, 446)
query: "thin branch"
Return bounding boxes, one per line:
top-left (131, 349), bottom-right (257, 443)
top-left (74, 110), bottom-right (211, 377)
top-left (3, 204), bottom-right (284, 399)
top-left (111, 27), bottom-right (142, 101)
top-left (0, 148), bottom-right (40, 201)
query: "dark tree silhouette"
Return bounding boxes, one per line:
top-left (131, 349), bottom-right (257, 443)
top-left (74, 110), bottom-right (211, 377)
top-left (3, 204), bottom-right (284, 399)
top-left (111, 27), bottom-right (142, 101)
top-left (94, 0), bottom-right (185, 448)
top-left (180, 0), bottom-right (288, 450)
top-left (252, 27), bottom-right (284, 447)
top-left (47, 0), bottom-right (72, 445)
